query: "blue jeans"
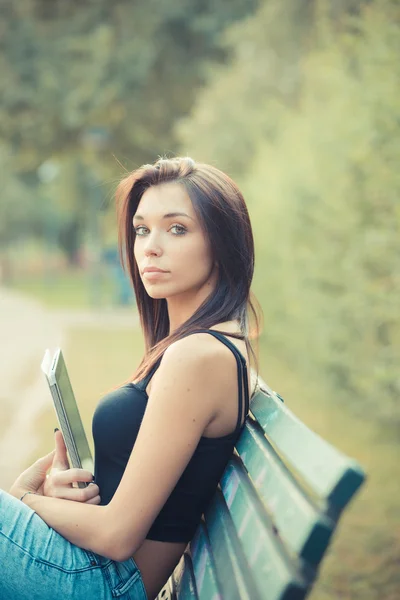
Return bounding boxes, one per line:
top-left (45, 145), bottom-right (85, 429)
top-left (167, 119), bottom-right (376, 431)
top-left (0, 489), bottom-right (148, 600)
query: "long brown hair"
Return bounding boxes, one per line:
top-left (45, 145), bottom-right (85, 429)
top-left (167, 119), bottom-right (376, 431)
top-left (116, 156), bottom-right (262, 382)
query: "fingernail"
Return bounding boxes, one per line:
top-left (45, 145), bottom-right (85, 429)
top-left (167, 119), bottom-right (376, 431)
top-left (54, 427), bottom-right (59, 433)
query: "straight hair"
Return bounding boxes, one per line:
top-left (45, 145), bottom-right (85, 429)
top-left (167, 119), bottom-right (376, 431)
top-left (116, 156), bottom-right (262, 383)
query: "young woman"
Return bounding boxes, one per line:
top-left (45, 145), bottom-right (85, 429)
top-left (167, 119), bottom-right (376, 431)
top-left (1, 157), bottom-right (261, 600)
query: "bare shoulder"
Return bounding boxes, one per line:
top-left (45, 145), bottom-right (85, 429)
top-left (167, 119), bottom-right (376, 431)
top-left (150, 329), bottom-right (239, 394)
top-left (162, 331), bottom-right (234, 376)
top-left (143, 332), bottom-right (236, 430)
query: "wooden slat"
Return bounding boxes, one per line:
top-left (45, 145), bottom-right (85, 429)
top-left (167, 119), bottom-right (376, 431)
top-left (250, 389), bottom-right (366, 508)
top-left (204, 490), bottom-right (263, 600)
top-left (173, 554), bottom-right (198, 600)
top-left (253, 372), bottom-right (282, 403)
top-left (156, 578), bottom-right (176, 600)
top-left (220, 457), bottom-right (308, 600)
top-left (236, 418), bottom-right (334, 565)
top-left (189, 523), bottom-right (222, 600)
top-left (168, 574), bottom-right (177, 600)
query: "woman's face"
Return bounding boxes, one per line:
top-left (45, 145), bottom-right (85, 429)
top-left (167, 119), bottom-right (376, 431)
top-left (133, 182), bottom-right (217, 301)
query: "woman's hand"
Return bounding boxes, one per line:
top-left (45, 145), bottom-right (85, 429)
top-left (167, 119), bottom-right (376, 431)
top-left (43, 429), bottom-right (101, 504)
top-left (9, 448), bottom-right (56, 499)
top-left (10, 430), bottom-right (100, 505)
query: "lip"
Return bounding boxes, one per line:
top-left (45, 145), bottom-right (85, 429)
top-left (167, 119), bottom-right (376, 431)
top-left (142, 267), bottom-right (168, 274)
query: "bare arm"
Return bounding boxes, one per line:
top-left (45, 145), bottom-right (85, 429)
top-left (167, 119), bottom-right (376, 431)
top-left (18, 334), bottom-right (230, 561)
top-left (19, 494), bottom-right (109, 555)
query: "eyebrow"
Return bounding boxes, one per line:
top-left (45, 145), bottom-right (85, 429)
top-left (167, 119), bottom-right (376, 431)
top-left (133, 212), bottom-right (195, 221)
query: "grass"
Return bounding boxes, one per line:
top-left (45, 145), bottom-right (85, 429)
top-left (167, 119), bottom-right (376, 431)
top-left (28, 326), bottom-right (399, 600)
top-left (9, 267), bottom-right (132, 310)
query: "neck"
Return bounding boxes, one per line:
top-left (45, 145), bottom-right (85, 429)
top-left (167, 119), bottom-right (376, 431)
top-left (167, 272), bottom-right (218, 334)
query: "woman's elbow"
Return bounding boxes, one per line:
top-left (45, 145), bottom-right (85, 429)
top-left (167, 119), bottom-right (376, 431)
top-left (112, 546), bottom-right (137, 563)
top-left (101, 515), bottom-right (142, 562)
top-left (98, 534), bottom-right (138, 562)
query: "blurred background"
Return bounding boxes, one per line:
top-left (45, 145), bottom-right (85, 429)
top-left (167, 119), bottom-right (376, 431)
top-left (0, 1), bottom-right (399, 598)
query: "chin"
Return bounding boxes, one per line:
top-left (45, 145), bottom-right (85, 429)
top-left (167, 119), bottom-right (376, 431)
top-left (144, 282), bottom-right (193, 301)
top-left (143, 283), bottom-right (169, 299)
top-left (146, 290), bottom-right (168, 300)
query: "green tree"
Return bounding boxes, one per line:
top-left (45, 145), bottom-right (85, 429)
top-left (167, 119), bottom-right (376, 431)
top-left (0, 0), bottom-right (258, 261)
top-left (178, 0), bottom-right (400, 427)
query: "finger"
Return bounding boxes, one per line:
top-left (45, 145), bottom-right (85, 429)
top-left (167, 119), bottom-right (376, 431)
top-left (35, 449), bottom-right (56, 474)
top-left (53, 484), bottom-right (100, 502)
top-left (55, 468), bottom-right (94, 485)
top-left (52, 429), bottom-right (69, 471)
top-left (85, 495), bottom-right (101, 505)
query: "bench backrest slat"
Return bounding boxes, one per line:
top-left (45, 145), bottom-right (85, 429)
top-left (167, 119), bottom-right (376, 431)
top-left (219, 457), bottom-right (308, 600)
top-left (172, 553), bottom-right (198, 599)
top-left (205, 490), bottom-right (263, 600)
top-left (250, 390), bottom-right (365, 508)
top-left (189, 524), bottom-right (222, 599)
top-left (236, 417), bottom-right (334, 564)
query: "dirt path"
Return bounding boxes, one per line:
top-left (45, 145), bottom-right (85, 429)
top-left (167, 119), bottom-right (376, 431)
top-left (0, 286), bottom-right (137, 491)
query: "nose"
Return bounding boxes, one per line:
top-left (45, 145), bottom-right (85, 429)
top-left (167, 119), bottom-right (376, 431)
top-left (143, 231), bottom-right (163, 257)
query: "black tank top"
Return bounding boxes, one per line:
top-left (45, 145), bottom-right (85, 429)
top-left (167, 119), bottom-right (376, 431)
top-left (92, 329), bottom-right (250, 543)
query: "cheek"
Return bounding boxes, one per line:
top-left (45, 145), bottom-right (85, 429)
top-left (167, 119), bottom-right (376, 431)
top-left (197, 233), bottom-right (213, 265)
top-left (182, 236), bottom-right (213, 271)
top-left (133, 238), bottom-right (140, 261)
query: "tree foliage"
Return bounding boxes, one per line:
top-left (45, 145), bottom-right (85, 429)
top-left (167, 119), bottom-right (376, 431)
top-left (0, 0), bottom-right (258, 253)
top-left (0, 0), bottom-right (258, 168)
top-left (178, 0), bottom-right (400, 428)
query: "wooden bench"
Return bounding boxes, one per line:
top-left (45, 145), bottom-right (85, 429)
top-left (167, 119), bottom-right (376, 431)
top-left (156, 376), bottom-right (366, 600)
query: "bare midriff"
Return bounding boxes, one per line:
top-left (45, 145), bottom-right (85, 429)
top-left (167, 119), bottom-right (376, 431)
top-left (132, 539), bottom-right (187, 600)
